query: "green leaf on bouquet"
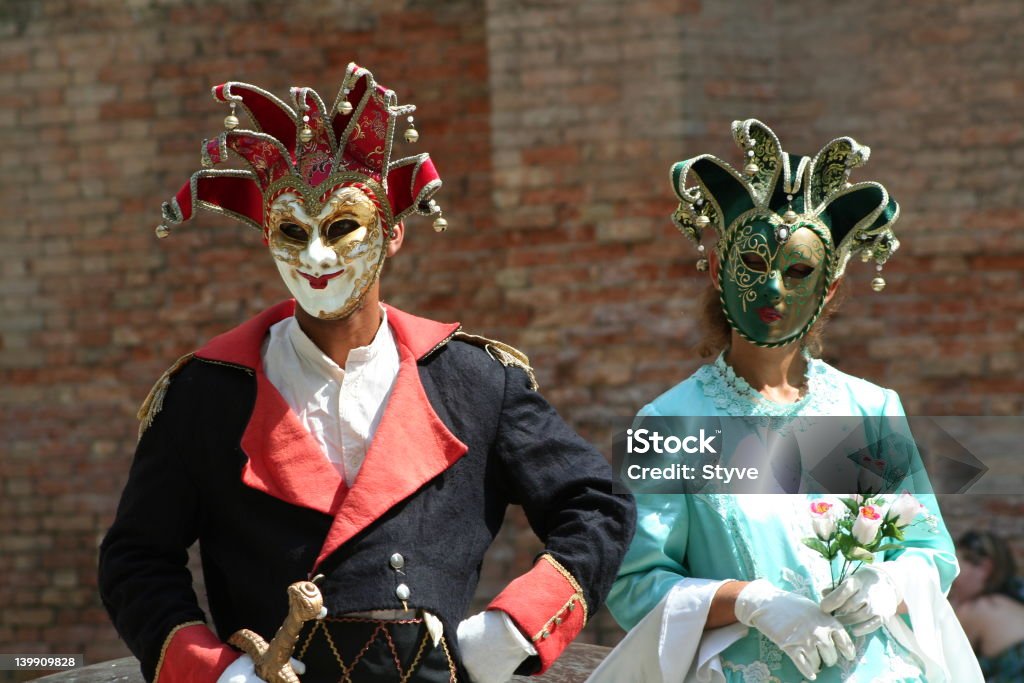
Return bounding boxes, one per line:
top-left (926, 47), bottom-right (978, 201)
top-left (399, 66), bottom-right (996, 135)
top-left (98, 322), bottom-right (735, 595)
top-left (845, 547), bottom-right (875, 563)
top-left (802, 537), bottom-right (830, 557)
top-left (835, 534), bottom-right (856, 551)
top-left (839, 497), bottom-right (860, 515)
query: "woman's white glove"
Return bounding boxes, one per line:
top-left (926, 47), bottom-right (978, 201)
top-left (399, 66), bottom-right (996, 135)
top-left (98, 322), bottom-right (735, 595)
top-left (820, 564), bottom-right (901, 636)
top-left (734, 579), bottom-right (856, 681)
top-left (457, 610), bottom-right (535, 683)
top-left (216, 654), bottom-right (306, 683)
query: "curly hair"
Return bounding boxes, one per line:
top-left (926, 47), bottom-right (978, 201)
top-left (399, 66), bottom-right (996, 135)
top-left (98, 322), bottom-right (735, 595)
top-left (695, 282), bottom-right (847, 358)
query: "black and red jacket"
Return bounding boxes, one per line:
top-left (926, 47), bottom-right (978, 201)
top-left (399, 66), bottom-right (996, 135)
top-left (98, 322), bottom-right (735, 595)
top-left (99, 301), bottom-right (635, 682)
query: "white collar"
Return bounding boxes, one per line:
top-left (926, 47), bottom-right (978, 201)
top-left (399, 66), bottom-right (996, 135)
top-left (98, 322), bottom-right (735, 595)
top-left (284, 306), bottom-right (394, 377)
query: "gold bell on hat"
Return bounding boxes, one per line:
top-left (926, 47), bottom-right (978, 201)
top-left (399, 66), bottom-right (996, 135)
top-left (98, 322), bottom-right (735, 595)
top-left (338, 87), bottom-right (354, 116)
top-left (433, 216), bottom-right (448, 232)
top-left (870, 263), bottom-right (886, 292)
top-left (155, 224), bottom-right (170, 239)
top-left (744, 162), bottom-right (759, 176)
top-left (223, 103), bottom-right (239, 130)
top-left (404, 115), bottom-right (419, 143)
top-left (695, 214), bottom-right (710, 228)
top-left (299, 115), bottom-right (314, 143)
top-left (782, 209), bottom-right (798, 224)
top-left (695, 243), bottom-right (708, 271)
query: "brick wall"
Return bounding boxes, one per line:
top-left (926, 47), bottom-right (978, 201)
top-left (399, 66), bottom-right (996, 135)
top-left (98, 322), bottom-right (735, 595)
top-left (1, 0), bottom-right (1021, 677)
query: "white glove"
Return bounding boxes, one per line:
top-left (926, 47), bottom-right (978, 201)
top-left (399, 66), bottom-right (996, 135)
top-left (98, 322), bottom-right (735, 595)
top-left (216, 654), bottom-right (306, 683)
top-left (735, 579), bottom-right (856, 681)
top-left (820, 564), bottom-right (901, 636)
top-left (457, 610), bottom-right (535, 683)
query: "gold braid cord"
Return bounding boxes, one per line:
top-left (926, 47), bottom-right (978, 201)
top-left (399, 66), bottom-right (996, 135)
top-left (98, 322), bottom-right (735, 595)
top-left (453, 332), bottom-right (538, 391)
top-left (228, 581), bottom-right (324, 683)
top-left (530, 554), bottom-right (588, 643)
top-left (296, 616), bottom-right (457, 683)
top-left (137, 352), bottom-right (194, 440)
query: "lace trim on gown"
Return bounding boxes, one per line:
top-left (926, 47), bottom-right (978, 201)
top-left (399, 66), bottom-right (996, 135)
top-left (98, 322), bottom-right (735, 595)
top-left (694, 352), bottom-right (842, 418)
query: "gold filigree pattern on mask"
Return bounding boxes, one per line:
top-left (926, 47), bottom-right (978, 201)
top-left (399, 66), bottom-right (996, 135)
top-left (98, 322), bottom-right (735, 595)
top-left (727, 223), bottom-right (773, 313)
top-left (264, 173), bottom-right (394, 230)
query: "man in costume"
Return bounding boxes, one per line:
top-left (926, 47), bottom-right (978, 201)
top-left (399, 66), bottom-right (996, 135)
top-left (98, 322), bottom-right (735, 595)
top-left (99, 63), bottom-right (635, 683)
top-left (585, 120), bottom-right (982, 682)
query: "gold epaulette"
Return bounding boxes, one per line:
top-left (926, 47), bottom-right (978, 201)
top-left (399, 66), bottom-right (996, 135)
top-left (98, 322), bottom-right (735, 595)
top-left (137, 353), bottom-right (194, 440)
top-left (453, 332), bottom-right (538, 391)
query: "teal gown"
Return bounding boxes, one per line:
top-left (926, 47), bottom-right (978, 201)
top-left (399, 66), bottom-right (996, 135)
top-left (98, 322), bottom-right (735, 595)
top-left (589, 354), bottom-right (982, 683)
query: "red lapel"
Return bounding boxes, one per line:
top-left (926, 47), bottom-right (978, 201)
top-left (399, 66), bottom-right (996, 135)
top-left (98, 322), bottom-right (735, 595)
top-left (239, 370), bottom-right (349, 516)
top-left (193, 301), bottom-right (469, 567)
top-left (195, 300), bottom-right (347, 515)
top-left (196, 300), bottom-right (295, 368)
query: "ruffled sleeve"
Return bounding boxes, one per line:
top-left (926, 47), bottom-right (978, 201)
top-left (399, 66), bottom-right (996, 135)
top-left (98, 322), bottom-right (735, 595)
top-left (594, 487), bottom-right (746, 683)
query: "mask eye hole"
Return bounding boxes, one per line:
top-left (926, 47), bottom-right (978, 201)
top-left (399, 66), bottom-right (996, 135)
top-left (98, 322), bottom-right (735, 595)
top-left (327, 219), bottom-right (361, 242)
top-left (279, 223), bottom-right (307, 242)
top-left (740, 254), bottom-right (769, 272)
top-left (785, 264), bottom-right (815, 280)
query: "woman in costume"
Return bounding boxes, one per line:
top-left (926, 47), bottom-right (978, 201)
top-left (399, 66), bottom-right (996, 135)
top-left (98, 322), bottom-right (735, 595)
top-left (587, 120), bottom-right (982, 682)
top-left (951, 530), bottom-right (1024, 682)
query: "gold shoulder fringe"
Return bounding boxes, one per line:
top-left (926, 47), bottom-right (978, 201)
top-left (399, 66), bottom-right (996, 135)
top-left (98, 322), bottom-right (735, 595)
top-left (453, 332), bottom-right (538, 391)
top-left (137, 353), bottom-right (195, 440)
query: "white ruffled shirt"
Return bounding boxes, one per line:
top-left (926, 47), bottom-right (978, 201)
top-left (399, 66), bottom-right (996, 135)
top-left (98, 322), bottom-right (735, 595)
top-left (261, 307), bottom-right (399, 487)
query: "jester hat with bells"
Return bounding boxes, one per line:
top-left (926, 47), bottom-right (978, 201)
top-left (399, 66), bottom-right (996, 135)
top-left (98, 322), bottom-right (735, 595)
top-left (671, 119), bottom-right (900, 348)
top-left (156, 62), bottom-right (447, 320)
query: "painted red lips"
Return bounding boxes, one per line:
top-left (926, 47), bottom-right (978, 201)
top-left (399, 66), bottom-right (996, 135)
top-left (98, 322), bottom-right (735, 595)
top-left (758, 306), bottom-right (782, 323)
top-left (298, 270), bottom-right (344, 290)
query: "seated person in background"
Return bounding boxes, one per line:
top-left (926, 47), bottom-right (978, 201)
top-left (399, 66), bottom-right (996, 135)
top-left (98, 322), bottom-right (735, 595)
top-left (951, 530), bottom-right (1024, 683)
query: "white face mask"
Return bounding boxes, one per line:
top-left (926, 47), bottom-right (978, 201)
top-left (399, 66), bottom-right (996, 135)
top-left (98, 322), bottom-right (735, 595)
top-left (266, 185), bottom-right (386, 320)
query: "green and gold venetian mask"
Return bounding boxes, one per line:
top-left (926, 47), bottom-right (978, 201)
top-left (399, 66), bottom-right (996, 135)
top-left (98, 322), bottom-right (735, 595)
top-left (670, 119), bottom-right (901, 348)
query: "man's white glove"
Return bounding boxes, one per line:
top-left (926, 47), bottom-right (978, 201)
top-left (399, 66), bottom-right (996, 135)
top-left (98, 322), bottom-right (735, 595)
top-left (820, 564), bottom-right (901, 637)
top-left (216, 654), bottom-right (306, 683)
top-left (734, 579), bottom-right (856, 681)
top-left (457, 610), bottom-right (536, 683)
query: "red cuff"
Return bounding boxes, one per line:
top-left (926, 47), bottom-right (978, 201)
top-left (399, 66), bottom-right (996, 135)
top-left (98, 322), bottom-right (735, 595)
top-left (155, 622), bottom-right (240, 683)
top-left (487, 554), bottom-right (587, 673)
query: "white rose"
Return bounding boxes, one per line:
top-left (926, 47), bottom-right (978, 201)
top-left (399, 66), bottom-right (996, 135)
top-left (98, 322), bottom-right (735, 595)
top-left (809, 498), bottom-right (840, 540)
top-left (887, 492), bottom-right (924, 527)
top-left (852, 504), bottom-right (884, 545)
